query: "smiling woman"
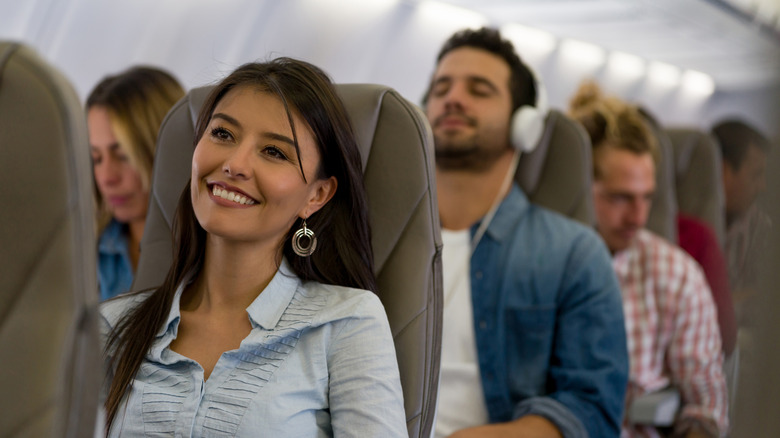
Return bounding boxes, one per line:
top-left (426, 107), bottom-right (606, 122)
top-left (99, 58), bottom-right (407, 438)
top-left (190, 85), bottom-right (337, 251)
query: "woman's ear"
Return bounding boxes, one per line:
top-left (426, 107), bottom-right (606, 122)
top-left (302, 176), bottom-right (338, 217)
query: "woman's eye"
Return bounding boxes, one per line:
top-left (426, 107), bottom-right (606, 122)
top-left (210, 126), bottom-right (234, 142)
top-left (91, 156), bottom-right (102, 165)
top-left (263, 145), bottom-right (288, 160)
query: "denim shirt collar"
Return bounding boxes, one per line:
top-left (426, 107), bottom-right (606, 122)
top-left (155, 258), bottom-right (301, 343)
top-left (473, 183), bottom-right (531, 244)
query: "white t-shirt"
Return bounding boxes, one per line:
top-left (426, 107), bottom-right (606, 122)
top-left (434, 229), bottom-right (489, 438)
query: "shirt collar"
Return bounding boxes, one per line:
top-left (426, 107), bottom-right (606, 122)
top-left (246, 258), bottom-right (301, 330)
top-left (156, 259), bottom-right (302, 340)
top-left (611, 229), bottom-right (646, 272)
top-left (157, 279), bottom-right (186, 339)
top-left (473, 183), bottom-right (531, 243)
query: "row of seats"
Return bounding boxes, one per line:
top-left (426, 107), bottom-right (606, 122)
top-left (0, 42), bottom-right (101, 437)
top-left (0, 41), bottom-right (445, 438)
top-left (0, 41), bottom-right (726, 437)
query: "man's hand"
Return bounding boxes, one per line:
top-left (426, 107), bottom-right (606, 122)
top-left (448, 415), bottom-right (563, 438)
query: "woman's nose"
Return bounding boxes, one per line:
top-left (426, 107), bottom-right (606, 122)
top-left (96, 157), bottom-right (122, 186)
top-left (222, 144), bottom-right (252, 179)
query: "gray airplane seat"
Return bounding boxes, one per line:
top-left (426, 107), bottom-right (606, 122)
top-left (643, 114), bottom-right (678, 242)
top-left (132, 83), bottom-right (442, 438)
top-left (516, 109), bottom-right (596, 226)
top-left (667, 126), bottom-right (737, 420)
top-left (665, 128), bottom-right (726, 246)
top-left (0, 42), bottom-right (100, 437)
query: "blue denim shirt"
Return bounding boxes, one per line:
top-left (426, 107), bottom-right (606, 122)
top-left (97, 219), bottom-right (134, 301)
top-left (469, 185), bottom-right (628, 437)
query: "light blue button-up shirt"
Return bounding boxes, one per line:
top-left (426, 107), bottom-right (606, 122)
top-left (100, 260), bottom-right (408, 437)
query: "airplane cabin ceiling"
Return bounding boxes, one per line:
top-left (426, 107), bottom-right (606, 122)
top-left (430, 0), bottom-right (780, 90)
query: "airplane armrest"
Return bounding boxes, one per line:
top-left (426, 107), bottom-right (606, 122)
top-left (628, 387), bottom-right (681, 426)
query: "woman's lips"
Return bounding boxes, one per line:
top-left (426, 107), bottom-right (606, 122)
top-left (107, 195), bottom-right (131, 207)
top-left (207, 182), bottom-right (258, 206)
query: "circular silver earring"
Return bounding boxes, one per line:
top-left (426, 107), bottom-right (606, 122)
top-left (292, 218), bottom-right (317, 257)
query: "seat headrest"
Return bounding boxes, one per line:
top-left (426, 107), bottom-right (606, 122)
top-left (644, 117), bottom-right (678, 242)
top-left (133, 82), bottom-right (442, 438)
top-left (666, 128), bottom-right (726, 246)
top-left (515, 109), bottom-right (596, 226)
top-left (0, 41), bottom-right (100, 438)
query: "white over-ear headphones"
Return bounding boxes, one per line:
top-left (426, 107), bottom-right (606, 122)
top-left (510, 68), bottom-right (548, 153)
top-left (470, 68), bottom-right (548, 251)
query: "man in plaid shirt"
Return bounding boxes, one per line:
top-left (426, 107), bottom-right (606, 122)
top-left (570, 83), bottom-right (728, 438)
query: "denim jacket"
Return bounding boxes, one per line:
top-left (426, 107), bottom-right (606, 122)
top-left (469, 185), bottom-right (628, 437)
top-left (97, 219), bottom-right (134, 301)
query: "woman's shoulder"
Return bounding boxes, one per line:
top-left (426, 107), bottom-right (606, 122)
top-left (302, 282), bottom-right (387, 326)
top-left (99, 290), bottom-right (154, 329)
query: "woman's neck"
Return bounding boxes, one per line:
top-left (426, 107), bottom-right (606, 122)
top-left (182, 237), bottom-right (282, 313)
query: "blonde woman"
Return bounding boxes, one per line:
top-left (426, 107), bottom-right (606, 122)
top-left (87, 66), bottom-right (185, 300)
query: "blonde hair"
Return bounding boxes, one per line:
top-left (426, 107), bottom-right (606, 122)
top-left (568, 80), bottom-right (657, 179)
top-left (87, 66), bottom-right (185, 232)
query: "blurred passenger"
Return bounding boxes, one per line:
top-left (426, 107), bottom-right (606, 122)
top-left (639, 107), bottom-right (736, 355)
top-left (676, 214), bottom-right (736, 355)
top-left (424, 27), bottom-right (628, 438)
top-left (100, 58), bottom-right (406, 437)
top-left (87, 66), bottom-right (185, 301)
top-left (712, 120), bottom-right (771, 319)
top-left (570, 81), bottom-right (728, 438)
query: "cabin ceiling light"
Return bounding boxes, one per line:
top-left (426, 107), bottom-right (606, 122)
top-left (560, 38), bottom-right (606, 70)
top-left (648, 61), bottom-right (681, 87)
top-left (501, 23), bottom-right (557, 58)
top-left (608, 51), bottom-right (645, 80)
top-left (682, 69), bottom-right (715, 96)
top-left (419, 1), bottom-right (487, 28)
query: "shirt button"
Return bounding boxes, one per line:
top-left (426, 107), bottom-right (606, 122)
top-left (475, 271), bottom-right (483, 279)
top-left (479, 320), bottom-right (487, 330)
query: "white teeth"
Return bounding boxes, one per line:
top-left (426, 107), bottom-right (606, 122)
top-left (211, 185), bottom-right (255, 205)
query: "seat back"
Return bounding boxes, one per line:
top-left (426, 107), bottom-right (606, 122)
top-left (133, 84), bottom-right (442, 438)
top-left (644, 115), bottom-right (678, 242)
top-left (0, 42), bottom-right (100, 438)
top-left (516, 109), bottom-right (596, 225)
top-left (665, 128), bottom-right (726, 246)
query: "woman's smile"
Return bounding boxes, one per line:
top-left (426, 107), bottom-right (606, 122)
top-left (208, 182), bottom-right (258, 207)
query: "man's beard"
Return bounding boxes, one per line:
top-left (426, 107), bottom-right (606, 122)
top-left (434, 133), bottom-right (508, 172)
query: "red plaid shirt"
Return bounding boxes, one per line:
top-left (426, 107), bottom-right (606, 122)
top-left (613, 230), bottom-right (728, 437)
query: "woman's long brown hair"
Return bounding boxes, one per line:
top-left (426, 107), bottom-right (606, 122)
top-left (103, 58), bottom-right (376, 432)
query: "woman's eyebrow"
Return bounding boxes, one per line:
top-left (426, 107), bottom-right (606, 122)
top-left (211, 112), bottom-right (241, 127)
top-left (212, 112), bottom-right (295, 146)
top-left (263, 132), bottom-right (295, 146)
